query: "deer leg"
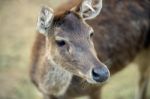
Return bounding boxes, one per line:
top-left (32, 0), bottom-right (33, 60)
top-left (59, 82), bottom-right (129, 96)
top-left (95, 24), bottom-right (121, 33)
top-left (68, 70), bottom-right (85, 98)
top-left (136, 50), bottom-right (150, 99)
top-left (137, 66), bottom-right (150, 99)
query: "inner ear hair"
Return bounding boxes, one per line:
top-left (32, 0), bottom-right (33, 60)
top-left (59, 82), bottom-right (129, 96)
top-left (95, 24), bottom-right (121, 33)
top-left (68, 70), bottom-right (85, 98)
top-left (76, 0), bottom-right (102, 20)
top-left (37, 6), bottom-right (54, 35)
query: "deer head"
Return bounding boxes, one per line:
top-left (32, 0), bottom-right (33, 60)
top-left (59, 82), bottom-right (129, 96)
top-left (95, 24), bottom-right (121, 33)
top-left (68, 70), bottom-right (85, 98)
top-left (36, 0), bottom-right (109, 84)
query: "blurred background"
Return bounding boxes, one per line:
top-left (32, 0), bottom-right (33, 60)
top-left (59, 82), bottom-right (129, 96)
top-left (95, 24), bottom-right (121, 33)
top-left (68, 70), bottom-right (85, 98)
top-left (0, 0), bottom-right (149, 99)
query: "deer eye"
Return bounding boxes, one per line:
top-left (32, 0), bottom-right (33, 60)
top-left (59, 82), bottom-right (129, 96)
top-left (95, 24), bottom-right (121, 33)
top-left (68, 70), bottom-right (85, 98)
top-left (56, 40), bottom-right (66, 47)
top-left (90, 32), bottom-right (94, 38)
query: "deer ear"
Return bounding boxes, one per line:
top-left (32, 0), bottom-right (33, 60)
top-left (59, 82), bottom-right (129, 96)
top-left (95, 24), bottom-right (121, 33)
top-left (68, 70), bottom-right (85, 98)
top-left (76, 0), bottom-right (102, 20)
top-left (37, 6), bottom-right (54, 35)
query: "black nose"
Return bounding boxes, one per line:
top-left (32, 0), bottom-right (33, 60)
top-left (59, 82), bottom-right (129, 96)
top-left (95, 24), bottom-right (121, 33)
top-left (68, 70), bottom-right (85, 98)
top-left (92, 67), bottom-right (109, 83)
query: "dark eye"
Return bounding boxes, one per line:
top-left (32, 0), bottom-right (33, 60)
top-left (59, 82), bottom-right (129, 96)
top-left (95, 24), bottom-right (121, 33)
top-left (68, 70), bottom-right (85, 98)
top-left (56, 40), bottom-right (66, 47)
top-left (90, 32), bottom-right (94, 37)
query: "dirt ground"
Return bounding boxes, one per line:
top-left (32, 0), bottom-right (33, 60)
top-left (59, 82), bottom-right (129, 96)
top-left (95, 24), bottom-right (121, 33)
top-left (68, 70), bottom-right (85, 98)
top-left (0, 0), bottom-right (149, 99)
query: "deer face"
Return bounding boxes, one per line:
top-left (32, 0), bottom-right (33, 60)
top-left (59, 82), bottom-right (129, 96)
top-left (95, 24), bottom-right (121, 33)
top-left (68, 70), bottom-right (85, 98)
top-left (37, 0), bottom-right (110, 84)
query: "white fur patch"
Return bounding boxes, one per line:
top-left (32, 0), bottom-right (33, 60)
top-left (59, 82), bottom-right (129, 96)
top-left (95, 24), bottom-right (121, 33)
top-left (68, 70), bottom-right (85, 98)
top-left (39, 57), bottom-right (72, 96)
top-left (37, 6), bottom-right (54, 35)
top-left (81, 0), bottom-right (103, 20)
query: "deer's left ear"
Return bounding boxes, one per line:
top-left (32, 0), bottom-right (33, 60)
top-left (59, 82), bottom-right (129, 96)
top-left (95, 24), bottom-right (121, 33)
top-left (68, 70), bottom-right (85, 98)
top-left (37, 6), bottom-right (54, 35)
top-left (75, 0), bottom-right (102, 20)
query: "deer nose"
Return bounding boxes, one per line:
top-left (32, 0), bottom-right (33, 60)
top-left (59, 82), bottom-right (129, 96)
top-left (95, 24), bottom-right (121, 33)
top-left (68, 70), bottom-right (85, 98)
top-left (92, 66), bottom-right (109, 83)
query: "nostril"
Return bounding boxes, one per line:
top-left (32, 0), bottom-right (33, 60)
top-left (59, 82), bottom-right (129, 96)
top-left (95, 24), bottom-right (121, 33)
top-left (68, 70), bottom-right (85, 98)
top-left (92, 68), bottom-right (101, 78)
top-left (92, 67), bottom-right (109, 83)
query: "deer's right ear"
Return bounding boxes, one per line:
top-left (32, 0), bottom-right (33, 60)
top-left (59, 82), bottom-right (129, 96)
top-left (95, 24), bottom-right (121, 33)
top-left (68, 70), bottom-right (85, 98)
top-left (74, 0), bottom-right (102, 20)
top-left (37, 6), bottom-right (54, 35)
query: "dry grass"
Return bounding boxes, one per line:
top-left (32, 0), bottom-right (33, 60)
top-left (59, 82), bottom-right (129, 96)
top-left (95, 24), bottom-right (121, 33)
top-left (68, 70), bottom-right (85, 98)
top-left (0, 0), bottom-right (149, 99)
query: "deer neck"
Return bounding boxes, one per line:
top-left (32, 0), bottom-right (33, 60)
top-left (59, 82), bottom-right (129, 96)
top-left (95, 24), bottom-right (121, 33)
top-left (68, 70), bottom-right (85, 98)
top-left (39, 39), bottom-right (72, 96)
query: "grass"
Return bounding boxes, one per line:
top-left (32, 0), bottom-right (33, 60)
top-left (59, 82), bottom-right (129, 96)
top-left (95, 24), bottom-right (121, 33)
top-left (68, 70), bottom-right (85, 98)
top-left (102, 64), bottom-right (139, 99)
top-left (0, 0), bottom-right (149, 99)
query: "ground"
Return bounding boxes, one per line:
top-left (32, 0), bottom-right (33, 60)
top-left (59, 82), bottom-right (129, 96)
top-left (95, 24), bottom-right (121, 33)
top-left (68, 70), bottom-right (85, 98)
top-left (0, 0), bottom-right (149, 99)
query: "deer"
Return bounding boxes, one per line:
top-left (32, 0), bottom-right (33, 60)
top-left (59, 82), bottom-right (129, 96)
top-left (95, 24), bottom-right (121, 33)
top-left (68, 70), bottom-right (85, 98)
top-left (30, 0), bottom-right (150, 99)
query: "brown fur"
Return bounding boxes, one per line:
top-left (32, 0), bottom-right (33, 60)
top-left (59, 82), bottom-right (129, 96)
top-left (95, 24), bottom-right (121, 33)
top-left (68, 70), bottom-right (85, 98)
top-left (30, 0), bottom-right (150, 99)
top-left (54, 0), bottom-right (81, 16)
